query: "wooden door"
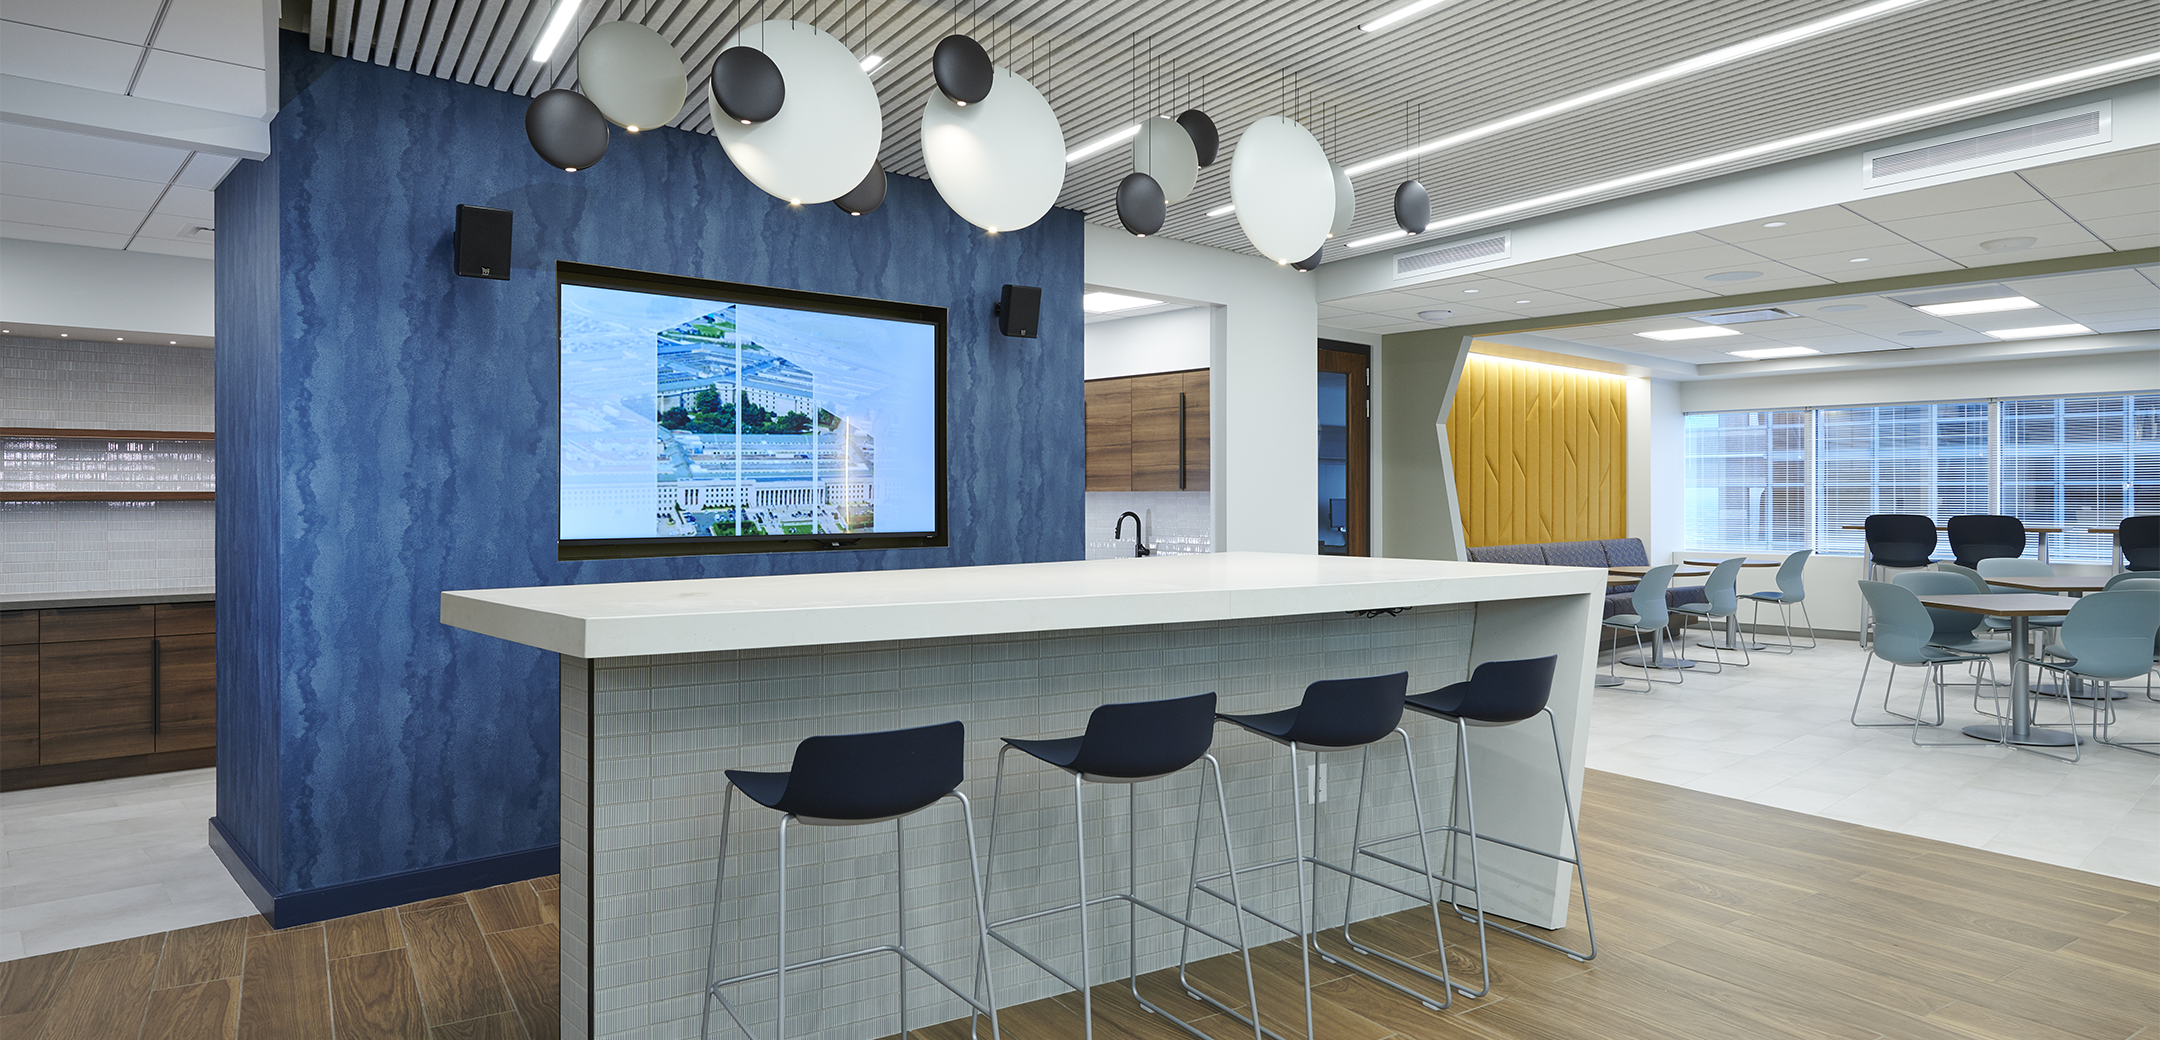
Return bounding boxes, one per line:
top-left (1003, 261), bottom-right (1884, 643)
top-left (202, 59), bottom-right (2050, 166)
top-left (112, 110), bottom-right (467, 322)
top-left (155, 634), bottom-right (216, 752)
top-left (38, 637), bottom-right (155, 764)
top-left (1319, 345), bottom-right (1371, 556)
top-left (1084, 379), bottom-right (1133, 490)
top-left (1130, 373), bottom-right (1186, 491)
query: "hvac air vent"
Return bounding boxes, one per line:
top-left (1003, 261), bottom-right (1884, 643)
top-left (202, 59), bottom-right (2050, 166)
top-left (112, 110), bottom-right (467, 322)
top-left (1393, 231), bottom-right (1510, 280)
top-left (1864, 103), bottom-right (2109, 187)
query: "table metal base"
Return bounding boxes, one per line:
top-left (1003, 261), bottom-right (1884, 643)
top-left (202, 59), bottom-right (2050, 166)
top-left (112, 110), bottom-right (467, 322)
top-left (2030, 681), bottom-right (2126, 701)
top-left (1962, 724), bottom-right (2078, 747)
top-left (1595, 674), bottom-right (1627, 687)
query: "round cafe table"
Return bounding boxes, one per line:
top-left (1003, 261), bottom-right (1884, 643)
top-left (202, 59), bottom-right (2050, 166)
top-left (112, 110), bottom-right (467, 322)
top-left (1681, 558), bottom-right (1782, 651)
top-left (1976, 573), bottom-right (2107, 698)
top-left (1915, 593), bottom-right (2082, 753)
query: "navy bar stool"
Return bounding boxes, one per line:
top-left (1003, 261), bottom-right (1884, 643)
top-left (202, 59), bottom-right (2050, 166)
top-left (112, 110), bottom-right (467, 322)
top-left (1361, 655), bottom-right (1596, 998)
top-left (2121, 515), bottom-right (2160, 572)
top-left (1193, 671), bottom-right (1465, 1035)
top-left (984, 693), bottom-right (1261, 1040)
top-left (700, 721), bottom-right (1000, 1040)
top-left (1947, 515), bottom-right (2027, 570)
top-left (1863, 514), bottom-right (1939, 647)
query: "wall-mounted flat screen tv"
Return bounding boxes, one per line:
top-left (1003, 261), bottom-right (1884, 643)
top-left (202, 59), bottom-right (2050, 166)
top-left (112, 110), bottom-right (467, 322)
top-left (557, 263), bottom-right (947, 560)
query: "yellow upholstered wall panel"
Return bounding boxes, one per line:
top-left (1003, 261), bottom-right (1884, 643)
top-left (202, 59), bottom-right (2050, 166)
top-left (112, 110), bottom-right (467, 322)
top-left (1445, 352), bottom-right (1627, 548)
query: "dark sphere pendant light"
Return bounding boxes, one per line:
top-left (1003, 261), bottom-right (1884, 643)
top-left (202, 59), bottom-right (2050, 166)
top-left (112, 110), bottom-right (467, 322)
top-left (1116, 172), bottom-right (1165, 237)
top-left (1176, 109), bottom-right (1220, 166)
top-left (711, 46), bottom-right (785, 124)
top-left (1292, 246), bottom-right (1324, 271)
top-left (933, 35), bottom-right (994, 105)
top-left (526, 89), bottom-right (610, 172)
top-left (1394, 179), bottom-right (1430, 234)
top-left (833, 161), bottom-right (888, 216)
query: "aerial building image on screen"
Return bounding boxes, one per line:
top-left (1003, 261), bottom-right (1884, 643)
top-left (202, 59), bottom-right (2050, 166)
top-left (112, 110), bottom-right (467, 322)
top-left (559, 281), bottom-right (938, 546)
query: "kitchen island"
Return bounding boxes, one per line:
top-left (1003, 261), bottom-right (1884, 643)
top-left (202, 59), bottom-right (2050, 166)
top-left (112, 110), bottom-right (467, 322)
top-left (443, 551), bottom-right (1606, 1040)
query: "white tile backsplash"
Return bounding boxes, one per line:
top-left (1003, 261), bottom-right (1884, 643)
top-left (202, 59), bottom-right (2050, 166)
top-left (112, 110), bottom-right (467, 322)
top-left (1085, 491), bottom-right (1212, 559)
top-left (1, 336), bottom-right (214, 597)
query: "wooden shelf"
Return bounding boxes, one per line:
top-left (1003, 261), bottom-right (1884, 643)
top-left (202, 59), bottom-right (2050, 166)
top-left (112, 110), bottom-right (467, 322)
top-left (0, 427), bottom-right (214, 441)
top-left (0, 492), bottom-right (213, 502)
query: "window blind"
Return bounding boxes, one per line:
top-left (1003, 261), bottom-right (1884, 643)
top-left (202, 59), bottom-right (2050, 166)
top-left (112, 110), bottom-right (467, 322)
top-left (1999, 393), bottom-right (2160, 563)
top-left (1813, 402), bottom-right (1989, 556)
top-left (1683, 410), bottom-right (1808, 551)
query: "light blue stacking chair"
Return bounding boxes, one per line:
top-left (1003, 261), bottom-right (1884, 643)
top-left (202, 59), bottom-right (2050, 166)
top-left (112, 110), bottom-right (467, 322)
top-left (1895, 571), bottom-right (2010, 718)
top-left (1740, 549), bottom-right (1815, 652)
top-left (1852, 581), bottom-right (1996, 747)
top-left (2033, 587), bottom-right (2160, 757)
top-left (1601, 565), bottom-right (1683, 689)
top-left (1976, 558), bottom-right (2068, 639)
top-left (1673, 558), bottom-right (1748, 671)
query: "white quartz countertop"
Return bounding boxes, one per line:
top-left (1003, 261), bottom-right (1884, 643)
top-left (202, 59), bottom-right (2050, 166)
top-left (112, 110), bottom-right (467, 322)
top-left (440, 551), bottom-right (1605, 659)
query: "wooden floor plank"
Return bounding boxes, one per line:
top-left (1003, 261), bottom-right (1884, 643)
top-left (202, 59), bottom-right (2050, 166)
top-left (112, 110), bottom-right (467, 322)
top-left (139, 978), bottom-right (240, 1040)
top-left (467, 883), bottom-right (544, 935)
top-left (35, 951), bottom-right (157, 1040)
top-left (427, 1011), bottom-right (528, 1039)
top-left (483, 924), bottom-right (559, 1040)
top-left (400, 902), bottom-right (516, 1027)
top-left (236, 926), bottom-right (332, 1040)
top-left (328, 949), bottom-right (429, 1040)
top-left (156, 919), bottom-right (249, 990)
top-left (0, 949), bottom-right (76, 1017)
top-left (325, 908), bottom-right (406, 960)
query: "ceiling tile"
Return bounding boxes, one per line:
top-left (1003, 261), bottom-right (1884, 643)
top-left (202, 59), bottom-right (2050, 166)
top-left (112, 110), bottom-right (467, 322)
top-left (1599, 289), bottom-right (1719, 307)
top-left (126, 237), bottom-right (215, 259)
top-left (1815, 258), bottom-right (1968, 282)
top-left (0, 220), bottom-right (131, 249)
top-left (1730, 223), bottom-right (1911, 261)
top-left (1844, 174), bottom-right (2047, 222)
top-left (130, 49), bottom-right (268, 118)
top-left (1670, 268), bottom-right (1837, 296)
top-left (1555, 275), bottom-right (1696, 301)
top-left (0, 195), bottom-right (144, 235)
top-left (1599, 242), bottom-right (1780, 277)
top-left (0, 0), bottom-right (164, 45)
top-left (1922, 222), bottom-right (2104, 259)
top-left (1775, 242), bottom-right (1953, 277)
top-left (0, 124), bottom-right (190, 182)
top-left (1581, 231), bottom-right (1730, 264)
top-left (2051, 185), bottom-right (2157, 223)
top-left (170, 152), bottom-right (240, 190)
top-left (151, 186), bottom-right (216, 221)
top-left (2094, 231), bottom-right (2159, 251)
top-left (0, 21), bottom-right (141, 93)
top-left (0, 162), bottom-right (165, 211)
top-left (1697, 205), bottom-right (1878, 246)
top-left (2019, 144), bottom-right (2160, 199)
top-left (1955, 239), bottom-right (2122, 266)
top-left (133, 211), bottom-right (214, 241)
top-left (150, 0), bottom-right (268, 69)
top-left (1504, 260), bottom-right (1660, 291)
top-left (1875, 200), bottom-right (2086, 243)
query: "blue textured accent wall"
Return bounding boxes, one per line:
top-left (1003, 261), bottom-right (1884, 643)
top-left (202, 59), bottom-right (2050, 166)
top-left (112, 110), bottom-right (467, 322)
top-left (214, 35), bottom-right (1084, 911)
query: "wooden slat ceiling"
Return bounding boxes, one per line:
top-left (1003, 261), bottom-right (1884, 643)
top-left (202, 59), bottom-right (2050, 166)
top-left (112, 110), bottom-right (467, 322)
top-left (304, 0), bottom-right (2160, 261)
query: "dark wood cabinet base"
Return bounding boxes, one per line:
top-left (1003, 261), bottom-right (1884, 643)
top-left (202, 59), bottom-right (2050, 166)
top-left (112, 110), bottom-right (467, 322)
top-left (1, 746), bottom-right (215, 791)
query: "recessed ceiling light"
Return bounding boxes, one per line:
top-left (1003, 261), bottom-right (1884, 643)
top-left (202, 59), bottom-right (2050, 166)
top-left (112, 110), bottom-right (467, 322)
top-left (1418, 309), bottom-right (1453, 323)
top-left (60, 333), bottom-right (67, 337)
top-left (1898, 330), bottom-right (1943, 337)
top-left (1986, 323), bottom-right (2093, 340)
top-left (1981, 236), bottom-right (2037, 253)
top-left (116, 337), bottom-right (124, 341)
top-left (1848, 257), bottom-right (1871, 263)
top-left (1347, 228), bottom-right (1410, 248)
top-left (1391, 50), bottom-right (2160, 237)
top-left (170, 340), bottom-right (177, 344)
top-left (1913, 296), bottom-right (2040, 317)
top-left (1819, 303), bottom-right (1867, 312)
top-left (1515, 299), bottom-right (1531, 304)
top-left (1728, 346), bottom-right (1820, 359)
top-left (1082, 291), bottom-right (1164, 314)
top-left (529, 0), bottom-right (583, 62)
top-left (1342, 0), bottom-right (1936, 176)
top-left (1705, 271), bottom-right (1762, 282)
top-left (1761, 221), bottom-right (1788, 228)
top-left (1636, 326), bottom-right (1742, 341)
top-left (859, 54), bottom-right (885, 73)
top-left (1463, 288), bottom-right (1480, 293)
top-left (1066, 123), bottom-right (1142, 164)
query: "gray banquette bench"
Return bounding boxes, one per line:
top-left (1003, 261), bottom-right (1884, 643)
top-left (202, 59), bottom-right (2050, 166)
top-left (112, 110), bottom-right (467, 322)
top-left (1465, 537), bottom-right (1707, 619)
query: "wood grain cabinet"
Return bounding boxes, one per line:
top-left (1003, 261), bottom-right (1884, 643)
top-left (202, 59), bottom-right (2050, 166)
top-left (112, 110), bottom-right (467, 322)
top-left (0, 600), bottom-right (216, 790)
top-left (1084, 369), bottom-right (1209, 492)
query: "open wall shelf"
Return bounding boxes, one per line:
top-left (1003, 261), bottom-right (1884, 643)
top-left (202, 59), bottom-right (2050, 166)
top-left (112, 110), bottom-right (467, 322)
top-left (1, 428), bottom-right (216, 501)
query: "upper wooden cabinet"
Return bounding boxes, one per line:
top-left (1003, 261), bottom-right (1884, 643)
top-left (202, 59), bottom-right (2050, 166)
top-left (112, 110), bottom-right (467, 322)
top-left (1085, 369), bottom-right (1209, 492)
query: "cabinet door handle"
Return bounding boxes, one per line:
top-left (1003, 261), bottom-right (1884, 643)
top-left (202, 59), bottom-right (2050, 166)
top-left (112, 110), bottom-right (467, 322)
top-left (1177, 392), bottom-right (1188, 490)
top-left (151, 638), bottom-right (161, 736)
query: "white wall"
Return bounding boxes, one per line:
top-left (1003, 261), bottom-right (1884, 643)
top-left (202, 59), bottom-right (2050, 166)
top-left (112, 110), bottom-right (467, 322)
top-left (1084, 225), bottom-right (1319, 554)
top-left (0, 239), bottom-right (214, 338)
top-left (1082, 306), bottom-right (1212, 379)
top-left (1627, 376), bottom-right (1684, 561)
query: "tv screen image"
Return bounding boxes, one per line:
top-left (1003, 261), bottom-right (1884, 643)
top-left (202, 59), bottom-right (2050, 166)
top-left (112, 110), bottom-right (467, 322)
top-left (557, 265), bottom-right (946, 559)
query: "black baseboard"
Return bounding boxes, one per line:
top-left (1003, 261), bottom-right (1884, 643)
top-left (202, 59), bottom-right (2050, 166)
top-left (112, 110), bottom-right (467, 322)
top-left (209, 817), bottom-right (557, 928)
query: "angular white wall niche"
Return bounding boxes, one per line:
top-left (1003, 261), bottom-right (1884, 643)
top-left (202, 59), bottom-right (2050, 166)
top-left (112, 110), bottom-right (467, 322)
top-left (920, 67), bottom-right (1066, 233)
top-left (709, 20), bottom-right (881, 205)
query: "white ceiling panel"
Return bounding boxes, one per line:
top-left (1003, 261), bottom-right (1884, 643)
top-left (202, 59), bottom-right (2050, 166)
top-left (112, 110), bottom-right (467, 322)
top-left (0, 220), bottom-right (131, 249)
top-left (1730, 222), bottom-right (1911, 261)
top-left (1874, 200), bottom-right (2083, 243)
top-left (0, 0), bottom-right (166, 45)
top-left (1662, 265), bottom-right (1833, 293)
top-left (134, 212), bottom-right (213, 241)
top-left (1598, 242), bottom-right (1781, 278)
top-left (130, 50), bottom-right (272, 117)
top-left (0, 124), bottom-right (191, 182)
top-left (1844, 173), bottom-right (2048, 221)
top-left (2052, 185), bottom-right (2159, 222)
top-left (0, 162), bottom-right (167, 211)
top-left (1698, 205), bottom-right (1881, 245)
top-left (1774, 241), bottom-right (1952, 276)
top-left (2017, 144), bottom-right (2158, 198)
top-left (1601, 288), bottom-right (1718, 308)
top-left (152, 0), bottom-right (270, 68)
top-left (126, 236), bottom-right (216, 259)
top-left (170, 153), bottom-right (241, 190)
top-left (152, 186), bottom-right (218, 221)
top-left (0, 21), bottom-right (143, 93)
top-left (1582, 231), bottom-right (1730, 263)
top-left (1922, 221), bottom-right (2104, 257)
top-left (0, 195), bottom-right (147, 235)
top-left (1953, 238), bottom-right (2121, 265)
top-left (1501, 260), bottom-right (1666, 291)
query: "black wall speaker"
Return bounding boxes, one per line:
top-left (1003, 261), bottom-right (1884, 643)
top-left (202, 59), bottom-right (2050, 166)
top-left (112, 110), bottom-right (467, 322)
top-left (995, 284), bottom-right (1041, 338)
top-left (455, 205), bottom-right (512, 280)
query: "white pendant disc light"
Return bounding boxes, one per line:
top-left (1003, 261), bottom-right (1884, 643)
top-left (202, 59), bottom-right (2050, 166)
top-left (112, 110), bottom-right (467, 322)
top-left (1328, 161), bottom-right (1355, 238)
top-left (710, 20), bottom-right (881, 205)
top-left (1230, 116), bottom-right (1333, 263)
top-left (1132, 115), bottom-right (1198, 203)
top-left (577, 21), bottom-right (689, 131)
top-left (920, 67), bottom-right (1065, 233)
